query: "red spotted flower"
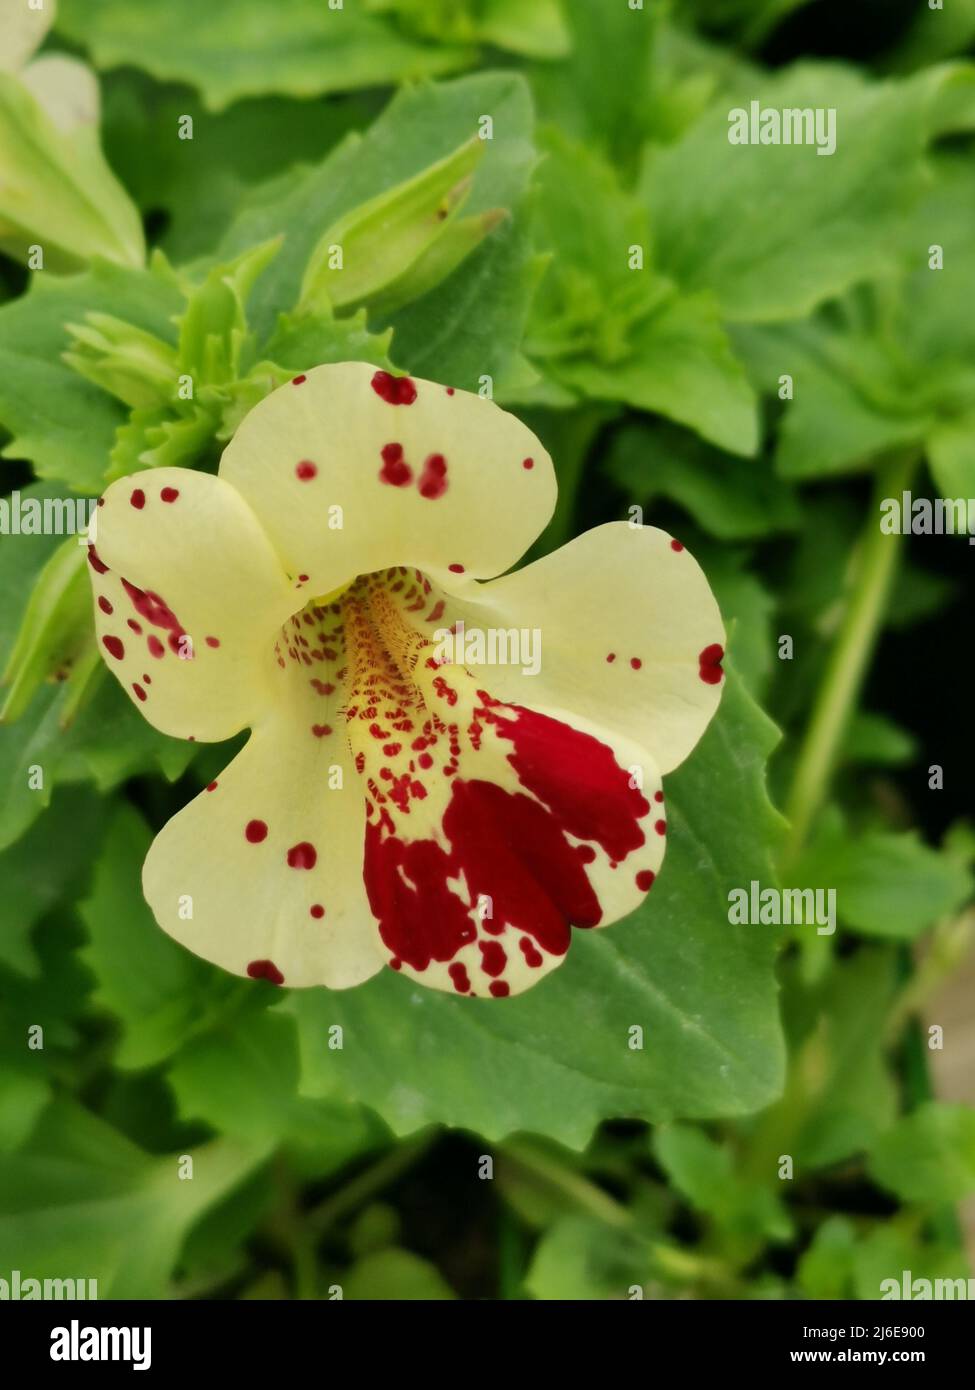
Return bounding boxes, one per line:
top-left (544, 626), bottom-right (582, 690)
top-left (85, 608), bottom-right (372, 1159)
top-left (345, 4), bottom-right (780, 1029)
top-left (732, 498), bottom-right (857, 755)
top-left (87, 363), bottom-right (725, 998)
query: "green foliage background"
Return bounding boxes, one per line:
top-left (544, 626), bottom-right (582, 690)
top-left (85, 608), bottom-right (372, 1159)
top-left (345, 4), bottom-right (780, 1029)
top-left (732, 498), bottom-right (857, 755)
top-left (1, 0), bottom-right (974, 1300)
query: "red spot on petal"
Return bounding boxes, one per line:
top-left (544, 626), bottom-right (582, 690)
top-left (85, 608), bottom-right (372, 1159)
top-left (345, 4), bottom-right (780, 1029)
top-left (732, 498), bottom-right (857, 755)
top-left (448, 962), bottom-right (471, 994)
top-left (87, 545), bottom-right (109, 574)
top-left (311, 723), bottom-right (332, 738)
top-left (98, 596), bottom-right (113, 615)
top-left (206, 781), bottom-right (218, 792)
top-left (699, 643), bottom-right (724, 685)
top-left (654, 819), bottom-right (666, 836)
top-left (310, 904), bottom-right (325, 919)
top-left (418, 453), bottom-right (448, 500)
top-left (247, 959), bottom-right (284, 985)
top-left (671, 538), bottom-right (684, 552)
top-left (606, 653), bottom-right (616, 664)
top-left (371, 370), bottom-right (416, 405)
top-left (630, 657), bottom-right (642, 670)
top-left (519, 936), bottom-right (544, 968)
top-left (132, 683), bottom-right (147, 702)
top-left (489, 981), bottom-right (510, 998)
top-left (147, 634), bottom-right (164, 658)
top-left (446, 387), bottom-right (455, 395)
top-left (291, 374), bottom-right (306, 385)
top-left (479, 940), bottom-right (506, 977)
top-left (296, 460), bottom-right (318, 481)
top-left (379, 442), bottom-right (412, 487)
top-left (161, 487), bottom-right (179, 503)
top-left (245, 819), bottom-right (268, 843)
top-left (448, 563), bottom-right (465, 574)
top-left (522, 457), bottom-right (534, 470)
top-left (127, 619), bottom-right (142, 634)
top-left (287, 841), bottom-right (317, 870)
top-left (654, 790), bottom-right (664, 803)
top-left (130, 489), bottom-right (145, 509)
top-left (205, 636), bottom-right (220, 648)
top-left (102, 635), bottom-right (124, 660)
top-left (636, 870), bottom-right (655, 891)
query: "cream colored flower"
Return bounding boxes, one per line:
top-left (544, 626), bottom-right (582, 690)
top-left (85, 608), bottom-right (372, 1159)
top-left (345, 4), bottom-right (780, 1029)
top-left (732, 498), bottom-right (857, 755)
top-left (88, 362), bottom-right (724, 998)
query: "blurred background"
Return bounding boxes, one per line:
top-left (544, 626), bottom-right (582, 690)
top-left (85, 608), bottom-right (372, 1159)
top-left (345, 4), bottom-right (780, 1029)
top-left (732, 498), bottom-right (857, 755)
top-left (1, 0), bottom-right (974, 1300)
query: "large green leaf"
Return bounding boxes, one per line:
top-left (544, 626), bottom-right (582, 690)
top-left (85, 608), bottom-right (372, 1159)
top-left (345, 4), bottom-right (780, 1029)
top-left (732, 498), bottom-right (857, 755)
top-left (0, 258), bottom-right (181, 491)
top-left (221, 73), bottom-right (537, 391)
top-left (289, 670), bottom-right (786, 1146)
top-left (868, 1103), bottom-right (975, 1205)
top-left (56, 0), bottom-right (474, 112)
top-left (0, 1099), bottom-right (271, 1297)
top-left (641, 65), bottom-right (940, 323)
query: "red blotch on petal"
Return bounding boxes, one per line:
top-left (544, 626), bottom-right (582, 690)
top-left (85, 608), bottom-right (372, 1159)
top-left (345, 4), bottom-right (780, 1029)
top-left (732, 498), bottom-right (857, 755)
top-left (247, 959), bottom-right (284, 985)
top-left (291, 374), bottom-right (306, 386)
top-left (379, 442), bottom-right (412, 487)
top-left (371, 370), bottom-right (417, 405)
top-left (205, 636), bottom-right (220, 648)
top-left (132, 683), bottom-right (147, 702)
top-left (98, 596), bottom-right (113, 615)
top-left (671, 538), bottom-right (684, 552)
top-left (245, 819), bottom-right (268, 843)
top-left (490, 981), bottom-right (510, 998)
top-left (699, 643), bottom-right (724, 685)
top-left (161, 487), bottom-right (179, 503)
top-left (636, 870), bottom-right (655, 891)
top-left (130, 489), bottom-right (145, 509)
top-left (287, 841), bottom-right (317, 870)
top-left (296, 460), bottom-right (318, 481)
top-left (102, 635), bottom-right (124, 660)
top-left (310, 904), bottom-right (325, 919)
top-left (418, 453), bottom-right (448, 500)
top-left (522, 457), bottom-right (534, 470)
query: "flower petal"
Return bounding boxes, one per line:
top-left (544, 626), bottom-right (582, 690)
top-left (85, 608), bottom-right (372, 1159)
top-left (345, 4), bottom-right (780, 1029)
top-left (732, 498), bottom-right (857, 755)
top-left (90, 468), bottom-right (295, 740)
top-left (143, 692), bottom-right (384, 990)
top-left (426, 522), bottom-right (725, 775)
top-left (347, 624), bottom-right (664, 998)
top-left (218, 362), bottom-right (556, 595)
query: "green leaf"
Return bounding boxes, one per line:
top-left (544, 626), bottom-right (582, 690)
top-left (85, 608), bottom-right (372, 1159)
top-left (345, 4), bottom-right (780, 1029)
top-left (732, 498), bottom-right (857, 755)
top-left (641, 65), bottom-right (937, 323)
top-left (220, 73), bottom-right (538, 391)
top-left (167, 1005), bottom-right (388, 1173)
top-left (524, 1213), bottom-right (653, 1300)
top-left (0, 788), bottom-right (106, 976)
top-left (0, 258), bottom-right (182, 491)
top-left (342, 1247), bottom-right (456, 1300)
top-left (289, 669), bottom-right (785, 1146)
top-left (0, 65), bottom-right (144, 271)
top-left (529, 0), bottom-right (656, 162)
top-left (0, 1098), bottom-right (271, 1297)
top-left (98, 75), bottom-right (370, 264)
top-left (606, 422), bottom-right (798, 539)
top-left (868, 1103), bottom-right (975, 1205)
top-left (796, 1215), bottom-right (857, 1300)
top-left (526, 131), bottom-right (757, 453)
top-left (794, 810), bottom-right (973, 941)
top-left (298, 136), bottom-right (485, 313)
top-left (56, 0), bottom-right (475, 111)
top-left (78, 803), bottom-right (229, 1070)
top-left (789, 947), bottom-right (900, 1169)
top-left (1, 540), bottom-right (93, 723)
top-left (840, 711), bottom-right (917, 768)
top-left (652, 1124), bottom-right (792, 1242)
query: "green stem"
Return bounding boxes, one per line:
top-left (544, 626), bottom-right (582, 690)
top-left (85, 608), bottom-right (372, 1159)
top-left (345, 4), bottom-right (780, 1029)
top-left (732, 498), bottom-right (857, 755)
top-left (783, 452), bottom-right (919, 864)
top-left (305, 1129), bottom-right (438, 1237)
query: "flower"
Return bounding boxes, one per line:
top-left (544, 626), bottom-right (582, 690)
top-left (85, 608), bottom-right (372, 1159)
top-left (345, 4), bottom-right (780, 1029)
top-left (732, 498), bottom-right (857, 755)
top-left (87, 362), bottom-right (725, 999)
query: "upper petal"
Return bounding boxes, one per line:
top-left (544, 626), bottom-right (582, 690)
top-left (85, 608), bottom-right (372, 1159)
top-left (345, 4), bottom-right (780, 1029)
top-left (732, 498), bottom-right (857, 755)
top-left (218, 362), bottom-right (556, 595)
top-left (430, 522), bottom-right (726, 775)
top-left (89, 467), bottom-right (295, 741)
